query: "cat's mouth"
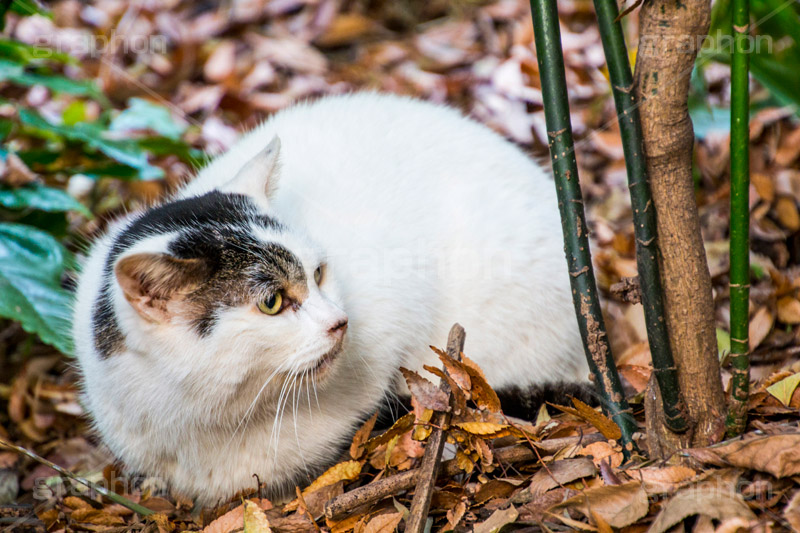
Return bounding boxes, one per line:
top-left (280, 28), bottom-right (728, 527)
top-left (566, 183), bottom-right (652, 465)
top-left (309, 340), bottom-right (344, 378)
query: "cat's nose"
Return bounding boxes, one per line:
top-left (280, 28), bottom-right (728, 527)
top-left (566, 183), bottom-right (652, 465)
top-left (328, 318), bottom-right (348, 339)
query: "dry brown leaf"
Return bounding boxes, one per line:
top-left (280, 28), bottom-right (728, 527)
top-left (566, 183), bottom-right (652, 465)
top-left (350, 412), bottom-right (378, 459)
top-left (0, 152), bottom-right (38, 187)
top-left (636, 465), bottom-right (697, 494)
top-left (363, 412), bottom-right (415, 453)
top-left (423, 364), bottom-right (467, 413)
top-left (303, 460), bottom-right (361, 495)
top-left (647, 486), bottom-right (756, 533)
top-left (776, 196), bottom-right (800, 231)
top-left (473, 505), bottom-right (518, 533)
top-left (315, 14), bottom-right (375, 48)
top-left (777, 296), bottom-right (800, 324)
top-left (244, 499), bottom-right (273, 533)
top-left (462, 358), bottom-right (501, 412)
top-left (749, 306), bottom-right (774, 351)
top-left (578, 441), bottom-right (624, 468)
top-left (431, 346), bottom-right (471, 391)
top-left (549, 481), bottom-right (648, 529)
top-left (751, 172), bottom-right (775, 202)
top-left (400, 367), bottom-right (449, 411)
top-left (784, 489), bottom-right (800, 531)
top-left (362, 511), bottom-right (403, 533)
top-left (204, 40), bottom-right (236, 82)
top-left (204, 500), bottom-right (273, 533)
top-left (687, 434), bottom-right (800, 477)
top-left (550, 399), bottom-right (622, 440)
top-left (454, 421), bottom-right (508, 436)
top-left (617, 364), bottom-right (651, 393)
top-left (527, 457), bottom-right (597, 496)
top-left (70, 508), bottom-right (126, 526)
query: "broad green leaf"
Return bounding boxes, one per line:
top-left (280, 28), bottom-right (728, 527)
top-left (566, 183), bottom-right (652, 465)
top-left (0, 222), bottom-right (72, 354)
top-left (0, 183), bottom-right (90, 216)
top-left (766, 373), bottom-right (800, 407)
top-left (111, 98), bottom-right (187, 140)
top-left (19, 109), bottom-right (163, 180)
top-left (0, 59), bottom-right (107, 102)
top-left (9, 0), bottom-right (51, 18)
top-left (0, 38), bottom-right (73, 65)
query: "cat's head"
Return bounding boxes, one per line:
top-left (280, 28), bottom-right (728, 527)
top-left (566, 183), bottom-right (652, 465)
top-left (93, 137), bottom-right (348, 399)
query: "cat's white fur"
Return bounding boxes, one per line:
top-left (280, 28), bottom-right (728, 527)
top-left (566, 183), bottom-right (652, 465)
top-left (73, 93), bottom-right (588, 504)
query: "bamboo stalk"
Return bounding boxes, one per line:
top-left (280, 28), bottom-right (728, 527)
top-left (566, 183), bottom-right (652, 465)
top-left (725, 0), bottom-right (751, 438)
top-left (528, 0), bottom-right (638, 456)
top-left (593, 0), bottom-right (687, 433)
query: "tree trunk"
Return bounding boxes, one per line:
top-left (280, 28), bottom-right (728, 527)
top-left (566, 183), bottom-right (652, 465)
top-left (634, 0), bottom-right (726, 455)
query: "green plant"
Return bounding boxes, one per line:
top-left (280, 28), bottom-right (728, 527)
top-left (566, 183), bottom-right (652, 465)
top-left (0, 6), bottom-right (205, 355)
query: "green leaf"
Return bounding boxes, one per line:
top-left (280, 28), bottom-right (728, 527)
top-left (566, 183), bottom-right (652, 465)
top-left (19, 108), bottom-right (164, 180)
top-left (0, 38), bottom-right (73, 65)
top-left (0, 59), bottom-right (107, 102)
top-left (0, 222), bottom-right (73, 355)
top-left (111, 98), bottom-right (187, 140)
top-left (9, 0), bottom-right (51, 18)
top-left (766, 373), bottom-right (800, 407)
top-left (0, 183), bottom-right (91, 216)
top-left (716, 327), bottom-right (731, 362)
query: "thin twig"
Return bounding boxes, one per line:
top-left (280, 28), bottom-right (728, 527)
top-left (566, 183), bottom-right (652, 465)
top-left (405, 323), bottom-right (465, 533)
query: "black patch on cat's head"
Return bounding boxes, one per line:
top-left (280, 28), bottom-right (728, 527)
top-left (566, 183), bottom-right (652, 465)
top-left (92, 191), bottom-right (304, 358)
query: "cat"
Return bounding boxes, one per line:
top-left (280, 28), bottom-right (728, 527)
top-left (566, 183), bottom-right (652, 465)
top-left (72, 92), bottom-right (589, 505)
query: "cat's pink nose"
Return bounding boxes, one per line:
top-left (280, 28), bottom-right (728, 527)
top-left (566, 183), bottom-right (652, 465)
top-left (329, 318), bottom-right (348, 339)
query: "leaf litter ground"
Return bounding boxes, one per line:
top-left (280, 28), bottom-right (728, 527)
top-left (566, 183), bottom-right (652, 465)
top-left (2, 0), bottom-right (800, 531)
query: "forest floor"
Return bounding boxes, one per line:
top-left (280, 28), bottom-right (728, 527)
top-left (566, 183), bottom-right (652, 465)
top-left (2, 0), bottom-right (800, 531)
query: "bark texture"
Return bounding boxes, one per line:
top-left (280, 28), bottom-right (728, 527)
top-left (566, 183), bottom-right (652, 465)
top-left (634, 0), bottom-right (726, 455)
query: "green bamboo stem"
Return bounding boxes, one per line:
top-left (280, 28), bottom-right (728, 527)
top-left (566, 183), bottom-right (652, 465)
top-left (725, 0), bottom-right (751, 438)
top-left (529, 0), bottom-right (638, 456)
top-left (593, 0), bottom-right (688, 434)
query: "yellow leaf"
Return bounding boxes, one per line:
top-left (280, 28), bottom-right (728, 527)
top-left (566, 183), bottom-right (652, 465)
top-left (244, 500), bottom-right (272, 533)
top-left (455, 421), bottom-right (509, 435)
top-left (767, 373), bottom-right (800, 407)
top-left (303, 460), bottom-right (362, 495)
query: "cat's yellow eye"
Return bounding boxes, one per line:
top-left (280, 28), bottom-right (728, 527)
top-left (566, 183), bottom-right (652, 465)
top-left (314, 265), bottom-right (324, 286)
top-left (257, 293), bottom-right (283, 315)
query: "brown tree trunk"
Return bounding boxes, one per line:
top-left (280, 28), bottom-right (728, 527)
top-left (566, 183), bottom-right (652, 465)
top-left (634, 0), bottom-right (726, 456)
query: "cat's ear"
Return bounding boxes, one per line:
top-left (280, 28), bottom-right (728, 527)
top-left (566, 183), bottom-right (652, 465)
top-left (220, 136), bottom-right (281, 199)
top-left (114, 253), bottom-right (209, 323)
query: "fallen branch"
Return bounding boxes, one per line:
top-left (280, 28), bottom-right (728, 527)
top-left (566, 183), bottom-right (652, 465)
top-left (323, 433), bottom-right (605, 520)
top-left (406, 323), bottom-right (465, 533)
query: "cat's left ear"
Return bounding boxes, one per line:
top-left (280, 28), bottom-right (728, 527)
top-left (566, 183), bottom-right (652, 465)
top-left (220, 136), bottom-right (281, 199)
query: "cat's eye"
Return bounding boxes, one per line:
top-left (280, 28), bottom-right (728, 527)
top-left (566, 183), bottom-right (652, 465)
top-left (257, 293), bottom-right (283, 315)
top-left (314, 265), bottom-right (324, 286)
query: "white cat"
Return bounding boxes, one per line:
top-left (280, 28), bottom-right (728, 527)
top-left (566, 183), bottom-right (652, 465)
top-left (73, 93), bottom-right (588, 504)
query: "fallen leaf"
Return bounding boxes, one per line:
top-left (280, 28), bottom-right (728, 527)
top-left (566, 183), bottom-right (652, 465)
top-left (303, 460), bottom-right (362, 495)
top-left (431, 346), bottom-right (471, 391)
top-left (70, 508), bottom-right (126, 526)
top-left (777, 296), bottom-right (800, 324)
top-left (400, 367), bottom-right (449, 411)
top-left (549, 481), bottom-right (648, 529)
top-left (647, 486), bottom-right (756, 533)
top-left (423, 364), bottom-right (467, 413)
top-left (244, 499), bottom-right (272, 533)
top-left (363, 511), bottom-right (402, 533)
top-left (550, 398), bottom-right (622, 440)
top-left (775, 196), bottom-right (800, 231)
top-left (749, 306), bottom-right (774, 351)
top-left (350, 412), bottom-right (378, 459)
top-left (473, 505), bottom-right (518, 533)
top-left (454, 421), bottom-right (509, 436)
top-left (527, 457), bottom-right (597, 496)
top-left (204, 500), bottom-right (273, 533)
top-left (363, 412), bottom-right (415, 453)
top-left (687, 434), bottom-right (800, 477)
top-left (784, 490), bottom-right (800, 531)
top-left (766, 373), bottom-right (800, 407)
top-left (636, 465), bottom-right (697, 494)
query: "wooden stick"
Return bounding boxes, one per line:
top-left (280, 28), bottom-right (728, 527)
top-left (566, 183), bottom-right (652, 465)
top-left (405, 324), bottom-right (465, 533)
top-left (323, 433), bottom-right (604, 520)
